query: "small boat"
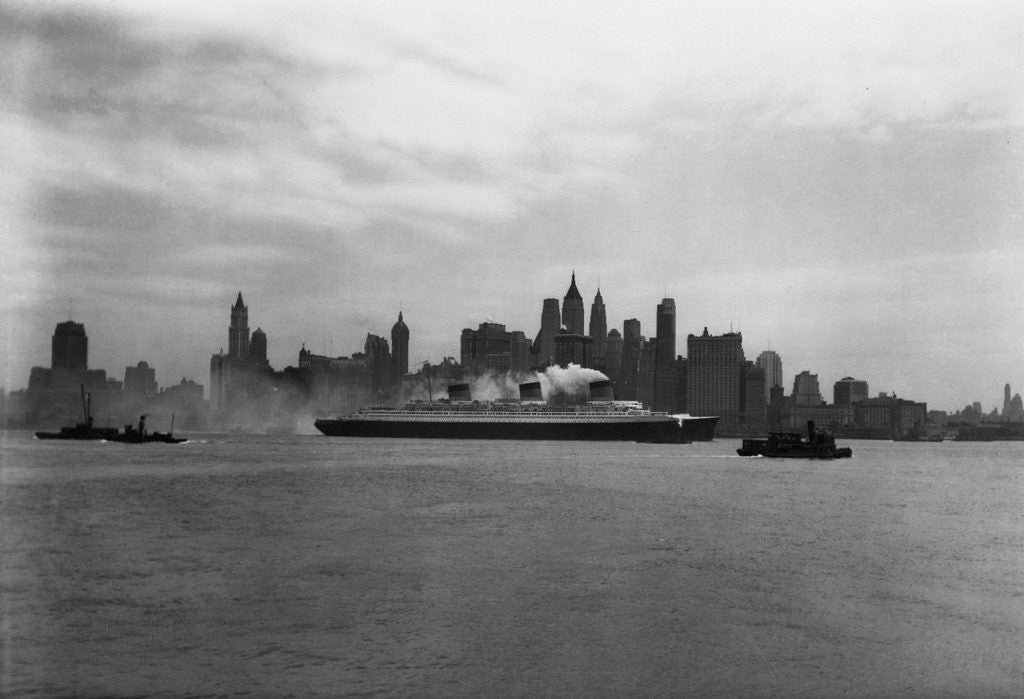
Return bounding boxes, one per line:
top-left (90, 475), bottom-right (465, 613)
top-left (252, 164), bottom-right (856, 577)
top-left (107, 414), bottom-right (187, 444)
top-left (34, 386), bottom-right (120, 440)
top-left (738, 421), bottom-right (852, 459)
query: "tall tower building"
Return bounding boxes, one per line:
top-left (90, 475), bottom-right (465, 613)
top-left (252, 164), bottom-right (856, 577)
top-left (742, 362), bottom-right (767, 428)
top-left (792, 370), bottom-right (823, 406)
top-left (250, 328), bottom-right (268, 366)
top-left (637, 338), bottom-right (657, 409)
top-left (124, 361), bottom-right (157, 398)
top-left (51, 320), bottom-right (88, 371)
top-left (588, 288), bottom-right (607, 363)
top-left (364, 334), bottom-right (391, 393)
top-left (687, 328), bottom-right (744, 424)
top-left (535, 298), bottom-right (561, 364)
top-left (620, 318), bottom-right (642, 400)
top-left (229, 292), bottom-right (250, 359)
top-left (654, 298), bottom-right (676, 411)
top-left (834, 377), bottom-right (869, 406)
top-left (391, 311), bottom-right (410, 381)
top-left (755, 350), bottom-right (783, 403)
top-left (561, 271), bottom-right (585, 335)
top-left (604, 328), bottom-right (623, 397)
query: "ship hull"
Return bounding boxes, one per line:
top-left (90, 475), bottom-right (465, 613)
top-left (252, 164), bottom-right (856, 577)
top-left (314, 417), bottom-right (689, 443)
top-left (35, 427), bottom-right (120, 440)
top-left (678, 416), bottom-right (718, 442)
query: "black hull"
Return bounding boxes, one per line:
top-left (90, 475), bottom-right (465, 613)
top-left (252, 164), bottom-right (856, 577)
top-left (314, 418), bottom-right (689, 443)
top-left (107, 434), bottom-right (188, 444)
top-left (35, 428), bottom-right (120, 440)
top-left (679, 416), bottom-right (718, 442)
top-left (737, 440), bottom-right (852, 459)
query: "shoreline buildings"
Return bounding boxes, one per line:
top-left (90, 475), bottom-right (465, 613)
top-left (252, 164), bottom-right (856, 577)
top-left (5, 275), bottom-right (953, 437)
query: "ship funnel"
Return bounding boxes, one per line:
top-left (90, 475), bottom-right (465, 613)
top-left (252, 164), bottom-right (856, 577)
top-left (589, 380), bottom-right (615, 401)
top-left (808, 420), bottom-right (816, 440)
top-left (519, 381), bottom-right (543, 401)
top-left (446, 383), bottom-right (471, 401)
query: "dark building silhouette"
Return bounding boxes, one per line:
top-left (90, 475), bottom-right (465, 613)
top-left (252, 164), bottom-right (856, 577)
top-left (654, 298), bottom-right (676, 412)
top-left (589, 288), bottom-right (607, 365)
top-left (674, 356), bottom-right (688, 412)
top-left (834, 377), bottom-right (869, 406)
top-left (792, 370), bottom-right (823, 406)
top-left (637, 338), bottom-right (657, 408)
top-left (561, 272), bottom-right (585, 335)
top-left (508, 331), bottom-right (531, 374)
top-left (742, 361), bottom-right (767, 428)
top-left (461, 322), bottom-right (531, 375)
top-left (51, 320), bottom-right (88, 372)
top-left (604, 328), bottom-right (623, 396)
top-left (23, 318), bottom-right (116, 425)
top-left (554, 331), bottom-right (592, 369)
top-left (535, 298), bottom-right (561, 365)
top-left (210, 292), bottom-right (273, 412)
top-left (29, 319), bottom-right (109, 394)
top-left (229, 292), bottom-right (249, 359)
top-left (124, 361), bottom-right (157, 398)
top-left (364, 334), bottom-right (391, 394)
top-left (298, 345), bottom-right (373, 414)
top-left (687, 327), bottom-right (744, 425)
top-left (620, 318), bottom-right (642, 400)
top-left (391, 312), bottom-right (409, 380)
top-left (755, 350), bottom-right (783, 402)
top-left (854, 394), bottom-right (928, 437)
top-left (250, 328), bottom-right (268, 366)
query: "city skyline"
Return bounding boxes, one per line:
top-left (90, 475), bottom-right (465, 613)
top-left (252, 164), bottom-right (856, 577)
top-left (6, 280), bottom-right (1021, 416)
top-left (2, 1), bottom-right (1022, 412)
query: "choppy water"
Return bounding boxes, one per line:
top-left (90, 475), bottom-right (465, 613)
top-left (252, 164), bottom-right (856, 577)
top-left (1, 431), bottom-right (1022, 697)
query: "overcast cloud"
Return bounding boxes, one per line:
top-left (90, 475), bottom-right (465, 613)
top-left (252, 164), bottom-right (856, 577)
top-left (2, 0), bottom-right (1022, 410)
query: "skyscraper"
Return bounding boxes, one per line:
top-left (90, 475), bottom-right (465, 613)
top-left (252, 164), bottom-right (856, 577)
top-left (364, 334), bottom-right (391, 393)
top-left (604, 328), bottom-right (623, 396)
top-left (229, 292), bottom-right (249, 359)
top-left (654, 298), bottom-right (676, 411)
top-left (391, 311), bottom-right (409, 380)
top-left (687, 328), bottom-right (744, 424)
top-left (742, 361), bottom-right (767, 428)
top-left (834, 377), bottom-right (869, 406)
top-left (535, 298), bottom-right (561, 364)
top-left (588, 288), bottom-right (607, 363)
top-left (124, 361), bottom-right (157, 398)
top-left (51, 320), bottom-right (88, 372)
top-left (620, 318), bottom-right (642, 400)
top-left (755, 350), bottom-right (783, 403)
top-left (638, 338), bottom-right (657, 409)
top-left (250, 328), bottom-right (268, 366)
top-left (792, 370), bottom-right (823, 406)
top-left (561, 271), bottom-right (584, 335)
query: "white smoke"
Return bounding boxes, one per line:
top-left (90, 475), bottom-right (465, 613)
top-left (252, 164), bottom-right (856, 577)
top-left (538, 364), bottom-right (609, 403)
top-left (398, 364), bottom-right (609, 405)
top-left (467, 372), bottom-right (521, 402)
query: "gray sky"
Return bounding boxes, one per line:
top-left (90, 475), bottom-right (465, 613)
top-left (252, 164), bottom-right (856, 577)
top-left (2, 0), bottom-right (1022, 412)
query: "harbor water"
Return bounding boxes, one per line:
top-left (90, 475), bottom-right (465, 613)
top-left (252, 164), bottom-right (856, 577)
top-left (2, 432), bottom-right (1022, 696)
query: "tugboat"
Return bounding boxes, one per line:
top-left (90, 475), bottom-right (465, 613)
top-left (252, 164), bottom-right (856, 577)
top-left (738, 420), bottom-right (852, 459)
top-left (34, 386), bottom-right (120, 440)
top-left (107, 414), bottom-right (187, 444)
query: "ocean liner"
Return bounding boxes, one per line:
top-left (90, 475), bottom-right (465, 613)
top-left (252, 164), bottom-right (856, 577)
top-left (314, 380), bottom-right (718, 443)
